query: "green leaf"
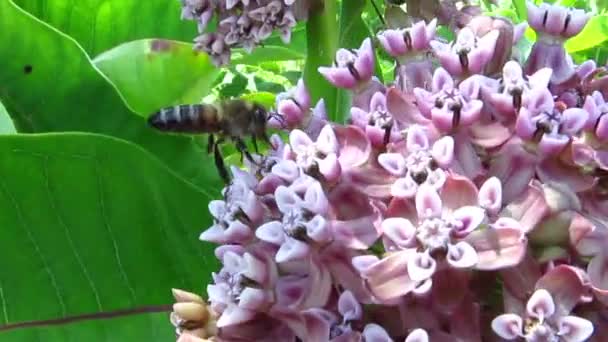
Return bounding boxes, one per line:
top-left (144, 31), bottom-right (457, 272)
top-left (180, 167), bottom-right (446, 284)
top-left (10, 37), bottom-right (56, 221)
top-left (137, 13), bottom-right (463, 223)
top-left (231, 26), bottom-right (307, 65)
top-left (566, 15), bottom-right (608, 53)
top-left (1, 312), bottom-right (174, 341)
top-left (241, 92), bottom-right (277, 108)
top-left (0, 1), bottom-right (222, 188)
top-left (93, 39), bottom-right (221, 115)
top-left (0, 133), bottom-right (217, 333)
top-left (12, 0), bottom-right (197, 56)
top-left (0, 101), bottom-right (16, 134)
top-left (513, 0), bottom-right (528, 20)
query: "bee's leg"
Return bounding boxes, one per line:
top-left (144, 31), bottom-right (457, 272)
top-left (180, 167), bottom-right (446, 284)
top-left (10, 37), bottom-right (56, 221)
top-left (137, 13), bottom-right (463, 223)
top-left (235, 138), bottom-right (257, 165)
top-left (213, 139), bottom-right (230, 184)
top-left (383, 124), bottom-right (392, 146)
top-left (207, 134), bottom-right (215, 155)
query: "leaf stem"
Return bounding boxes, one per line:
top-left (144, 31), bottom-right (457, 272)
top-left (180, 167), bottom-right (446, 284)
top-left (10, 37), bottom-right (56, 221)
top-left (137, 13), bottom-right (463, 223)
top-left (303, 0), bottom-right (340, 121)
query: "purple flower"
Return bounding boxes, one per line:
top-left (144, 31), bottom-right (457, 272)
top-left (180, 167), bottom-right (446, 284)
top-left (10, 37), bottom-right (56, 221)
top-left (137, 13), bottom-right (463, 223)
top-left (515, 88), bottom-right (588, 156)
top-left (350, 91), bottom-right (404, 147)
top-left (414, 68), bottom-right (483, 132)
top-left (490, 61), bottom-right (553, 121)
top-left (180, 0), bottom-right (215, 32)
top-left (208, 250), bottom-right (272, 327)
top-left (525, 2), bottom-right (591, 85)
top-left (377, 19), bottom-right (437, 61)
top-left (288, 124), bottom-right (342, 182)
top-left (361, 323), bottom-right (429, 342)
top-left (255, 180), bottom-right (331, 262)
top-left (318, 38), bottom-right (375, 89)
top-left (377, 125), bottom-right (454, 198)
top-left (220, 14), bottom-right (258, 53)
top-left (492, 288), bottom-right (593, 341)
top-left (194, 32), bottom-right (231, 66)
top-left (583, 91), bottom-right (608, 141)
top-left (249, 1), bottom-right (296, 43)
top-left (200, 178), bottom-right (263, 244)
top-left (431, 26), bottom-right (499, 77)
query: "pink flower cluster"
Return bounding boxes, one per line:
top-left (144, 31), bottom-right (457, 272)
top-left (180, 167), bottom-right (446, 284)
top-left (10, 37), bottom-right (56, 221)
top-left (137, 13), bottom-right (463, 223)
top-left (181, 0), bottom-right (308, 66)
top-left (174, 2), bottom-right (608, 341)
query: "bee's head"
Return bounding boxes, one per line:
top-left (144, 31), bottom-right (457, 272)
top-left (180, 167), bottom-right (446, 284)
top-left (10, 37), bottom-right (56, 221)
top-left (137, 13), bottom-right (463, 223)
top-left (251, 103), bottom-right (268, 126)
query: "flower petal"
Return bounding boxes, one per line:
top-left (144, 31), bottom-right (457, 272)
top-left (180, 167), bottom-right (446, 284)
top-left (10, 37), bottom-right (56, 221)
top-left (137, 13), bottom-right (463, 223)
top-left (431, 136), bottom-right (454, 167)
top-left (276, 238), bottom-right (311, 263)
top-left (255, 221), bottom-right (285, 245)
top-left (451, 206), bottom-right (486, 237)
top-left (557, 316), bottom-right (594, 342)
top-left (406, 125), bottom-right (430, 151)
top-left (362, 323), bottom-right (393, 342)
top-left (479, 177), bottom-right (502, 215)
top-left (415, 184), bottom-right (442, 219)
top-left (303, 181), bottom-right (329, 214)
top-left (447, 241), bottom-right (478, 268)
top-left (381, 217), bottom-right (417, 248)
top-left (289, 129), bottom-right (314, 153)
top-left (468, 228), bottom-right (527, 270)
top-left (526, 289), bottom-right (556, 320)
top-left (338, 290), bottom-right (362, 321)
top-left (491, 313), bottom-right (523, 339)
top-left (391, 177), bottom-right (418, 198)
top-left (378, 153), bottom-right (407, 176)
top-left (306, 215), bottom-right (330, 242)
top-left (405, 329), bottom-right (429, 342)
top-left (407, 251), bottom-right (436, 282)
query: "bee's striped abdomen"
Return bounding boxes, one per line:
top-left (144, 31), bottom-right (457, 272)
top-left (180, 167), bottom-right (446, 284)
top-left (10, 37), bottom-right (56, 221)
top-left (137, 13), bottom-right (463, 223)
top-left (147, 104), bottom-right (221, 133)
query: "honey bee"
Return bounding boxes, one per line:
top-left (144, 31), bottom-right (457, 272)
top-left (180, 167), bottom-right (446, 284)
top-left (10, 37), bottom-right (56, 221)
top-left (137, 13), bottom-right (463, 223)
top-left (147, 99), bottom-right (283, 184)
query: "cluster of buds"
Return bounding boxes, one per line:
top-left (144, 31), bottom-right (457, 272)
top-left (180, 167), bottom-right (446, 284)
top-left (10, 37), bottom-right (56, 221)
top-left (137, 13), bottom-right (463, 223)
top-left (181, 0), bottom-right (309, 66)
top-left (173, 1), bottom-right (608, 341)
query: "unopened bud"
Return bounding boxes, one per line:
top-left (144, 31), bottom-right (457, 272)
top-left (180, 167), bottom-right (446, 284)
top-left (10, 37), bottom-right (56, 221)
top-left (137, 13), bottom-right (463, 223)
top-left (173, 302), bottom-right (209, 322)
top-left (172, 288), bottom-right (205, 304)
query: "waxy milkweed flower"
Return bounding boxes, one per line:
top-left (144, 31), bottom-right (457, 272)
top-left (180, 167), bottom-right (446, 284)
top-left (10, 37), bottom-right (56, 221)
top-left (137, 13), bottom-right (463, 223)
top-left (172, 1), bottom-right (608, 340)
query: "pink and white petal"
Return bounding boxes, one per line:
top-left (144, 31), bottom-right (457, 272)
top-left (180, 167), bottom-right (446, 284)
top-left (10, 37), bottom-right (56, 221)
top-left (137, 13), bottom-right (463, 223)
top-left (440, 173), bottom-right (479, 210)
top-left (431, 136), bottom-right (454, 167)
top-left (433, 48), bottom-right (464, 76)
top-left (537, 158), bottom-right (595, 193)
top-left (431, 67), bottom-right (454, 92)
top-left (526, 289), bottom-right (556, 320)
top-left (381, 217), bottom-right (417, 248)
top-left (387, 87), bottom-right (430, 124)
top-left (378, 153), bottom-right (407, 176)
top-left (405, 329), bottom-right (429, 342)
top-left (378, 30), bottom-right (407, 57)
top-left (303, 181), bottom-right (329, 214)
top-left (426, 169), bottom-right (447, 191)
top-left (459, 76), bottom-right (482, 99)
top-left (216, 305), bottom-right (256, 327)
top-left (452, 138), bottom-right (483, 180)
top-left (561, 108), bottom-right (589, 135)
top-left (355, 38), bottom-right (375, 80)
top-left (415, 184), bottom-right (443, 219)
top-left (391, 177), bottom-right (418, 199)
top-left (529, 68), bottom-right (553, 90)
top-left (239, 287), bottom-right (268, 310)
top-left (275, 238), bottom-right (311, 263)
top-left (515, 108), bottom-right (536, 140)
top-left (406, 124), bottom-right (430, 151)
top-left (255, 221), bottom-right (286, 245)
top-left (479, 177), bottom-right (502, 215)
top-left (587, 254), bottom-right (608, 306)
top-left (467, 228), bottom-right (527, 270)
top-left (407, 251), bottom-right (437, 282)
top-left (272, 160), bottom-right (300, 183)
top-left (369, 91), bottom-right (387, 112)
top-left (350, 107), bottom-right (369, 127)
top-left (451, 206), bottom-right (486, 237)
top-left (338, 291), bottom-right (362, 321)
top-left (289, 129), bottom-right (314, 154)
top-left (557, 316), bottom-right (594, 342)
top-left (275, 185), bottom-right (302, 213)
top-left (356, 251), bottom-right (419, 302)
top-left (491, 313), bottom-right (523, 339)
top-left (447, 241), bottom-right (479, 268)
top-left (316, 124), bottom-right (339, 154)
top-left (362, 323), bottom-right (393, 342)
top-left (224, 221), bottom-right (254, 243)
top-left (306, 215), bottom-right (331, 242)
top-left (318, 153), bottom-right (342, 182)
top-left (535, 265), bottom-right (587, 316)
top-left (430, 107), bottom-right (455, 132)
top-left (318, 66), bottom-right (357, 89)
top-left (490, 93), bottom-right (517, 118)
top-left (335, 125), bottom-right (372, 170)
top-left (412, 278), bottom-right (433, 295)
top-left (294, 78), bottom-right (311, 109)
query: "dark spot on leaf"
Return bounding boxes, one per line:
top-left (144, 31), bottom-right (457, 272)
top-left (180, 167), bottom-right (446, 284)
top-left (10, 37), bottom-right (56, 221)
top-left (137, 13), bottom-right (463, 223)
top-left (23, 65), bottom-right (33, 74)
top-left (150, 39), bottom-right (173, 52)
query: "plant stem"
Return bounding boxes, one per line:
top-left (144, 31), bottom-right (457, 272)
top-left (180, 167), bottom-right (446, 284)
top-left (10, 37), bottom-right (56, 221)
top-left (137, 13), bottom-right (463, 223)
top-left (303, 0), bottom-right (340, 122)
